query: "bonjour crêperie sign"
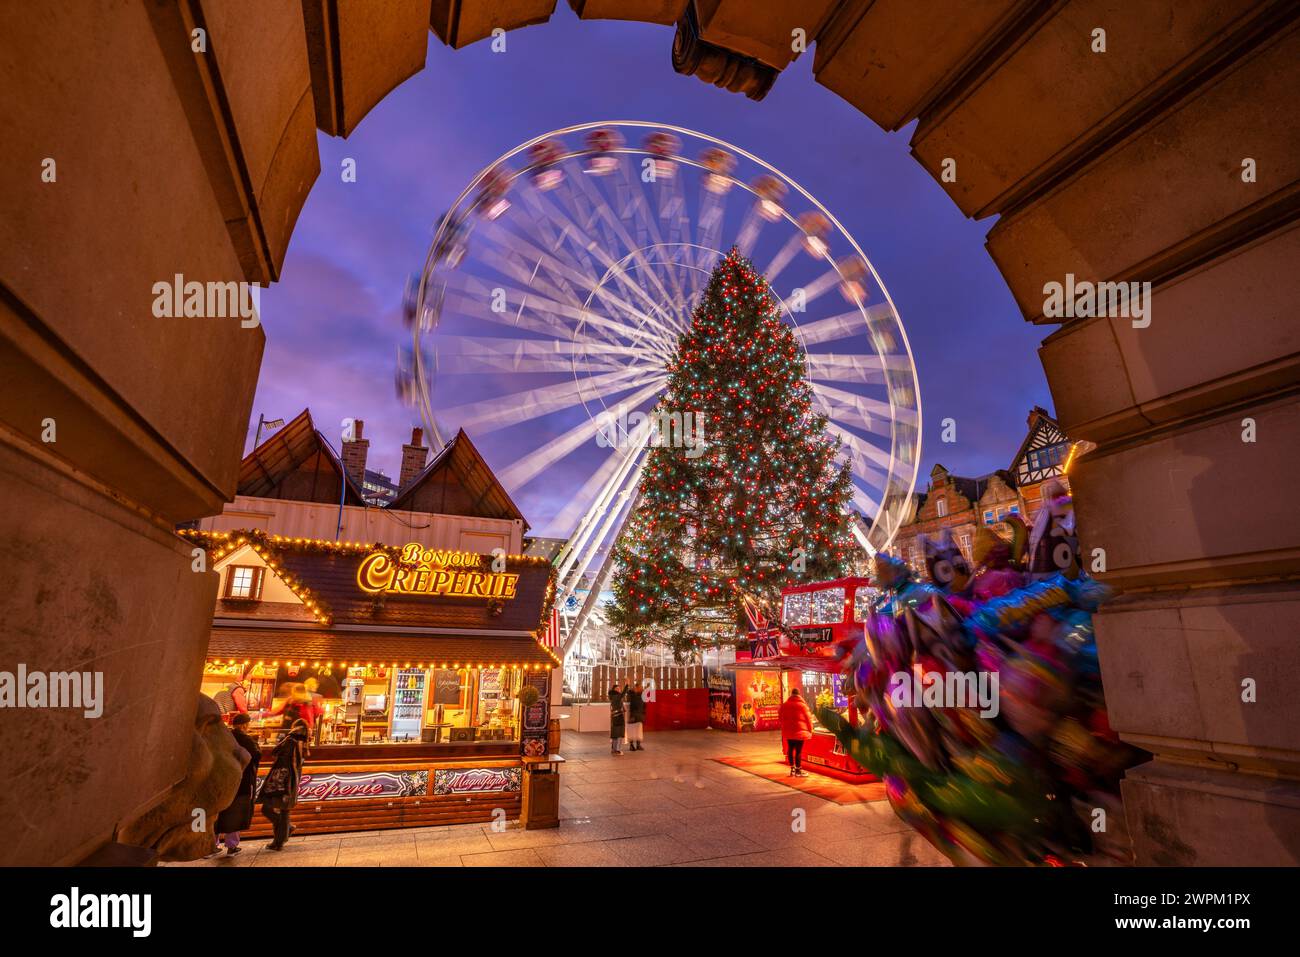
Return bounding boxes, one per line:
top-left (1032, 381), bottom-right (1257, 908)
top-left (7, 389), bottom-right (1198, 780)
top-left (356, 544), bottom-right (519, 599)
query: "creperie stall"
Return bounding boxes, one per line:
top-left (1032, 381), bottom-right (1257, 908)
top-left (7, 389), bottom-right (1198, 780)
top-left (713, 577), bottom-right (877, 784)
top-left (188, 530), bottom-right (563, 835)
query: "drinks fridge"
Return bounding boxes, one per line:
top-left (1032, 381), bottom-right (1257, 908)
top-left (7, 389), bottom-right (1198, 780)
top-left (390, 668), bottom-right (426, 742)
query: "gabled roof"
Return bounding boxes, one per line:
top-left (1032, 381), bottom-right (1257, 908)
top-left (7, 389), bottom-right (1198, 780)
top-left (237, 409), bottom-right (367, 506)
top-left (1009, 406), bottom-right (1069, 472)
top-left (387, 428), bottom-right (528, 529)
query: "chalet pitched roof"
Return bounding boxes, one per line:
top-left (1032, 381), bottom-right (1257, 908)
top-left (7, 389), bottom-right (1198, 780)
top-left (387, 428), bottom-right (528, 528)
top-left (272, 548), bottom-right (553, 634)
top-left (192, 530), bottom-right (560, 666)
top-left (195, 531), bottom-right (554, 633)
top-left (237, 409), bottom-right (367, 506)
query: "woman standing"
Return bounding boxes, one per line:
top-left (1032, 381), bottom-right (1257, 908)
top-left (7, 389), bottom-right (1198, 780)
top-left (214, 713), bottom-right (262, 855)
top-left (778, 688), bottom-right (814, 777)
top-left (608, 684), bottom-right (626, 755)
top-left (625, 681), bottom-right (647, 752)
top-left (260, 718), bottom-right (309, 850)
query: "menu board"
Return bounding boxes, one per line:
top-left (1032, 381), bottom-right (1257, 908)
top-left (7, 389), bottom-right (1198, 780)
top-left (432, 670), bottom-right (461, 705)
top-left (521, 672), bottom-right (549, 757)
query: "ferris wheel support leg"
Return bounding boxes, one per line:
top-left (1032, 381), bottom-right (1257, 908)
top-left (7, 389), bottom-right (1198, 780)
top-left (556, 443), bottom-right (634, 575)
top-left (560, 487), bottom-right (644, 661)
top-left (555, 424), bottom-right (650, 579)
top-left (556, 457), bottom-right (644, 617)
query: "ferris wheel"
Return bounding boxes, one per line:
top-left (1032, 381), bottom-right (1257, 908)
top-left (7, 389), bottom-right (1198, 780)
top-left (398, 121), bottom-right (921, 649)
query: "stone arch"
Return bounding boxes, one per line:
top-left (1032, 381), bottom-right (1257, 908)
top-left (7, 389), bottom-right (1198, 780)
top-left (1, 1), bottom-right (1296, 865)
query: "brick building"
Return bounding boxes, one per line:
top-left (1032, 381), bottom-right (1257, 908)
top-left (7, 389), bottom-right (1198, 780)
top-left (892, 407), bottom-right (1078, 572)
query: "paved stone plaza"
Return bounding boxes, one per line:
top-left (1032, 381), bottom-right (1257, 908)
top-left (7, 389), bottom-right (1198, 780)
top-left (172, 729), bottom-right (950, 867)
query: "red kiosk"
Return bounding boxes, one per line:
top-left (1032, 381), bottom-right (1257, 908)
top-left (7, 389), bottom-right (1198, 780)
top-left (717, 577), bottom-right (878, 784)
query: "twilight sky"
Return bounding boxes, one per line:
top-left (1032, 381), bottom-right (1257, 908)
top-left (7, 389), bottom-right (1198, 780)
top-left (253, 10), bottom-right (1053, 537)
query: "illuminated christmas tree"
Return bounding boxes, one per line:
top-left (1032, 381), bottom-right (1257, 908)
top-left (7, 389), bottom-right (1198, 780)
top-left (607, 248), bottom-right (856, 660)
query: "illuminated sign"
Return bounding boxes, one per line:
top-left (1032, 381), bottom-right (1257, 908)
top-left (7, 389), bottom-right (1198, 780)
top-left (357, 544), bottom-right (519, 599)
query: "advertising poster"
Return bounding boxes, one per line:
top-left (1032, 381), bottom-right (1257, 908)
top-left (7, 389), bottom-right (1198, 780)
top-left (705, 666), bottom-right (736, 731)
top-left (735, 669), bottom-right (783, 732)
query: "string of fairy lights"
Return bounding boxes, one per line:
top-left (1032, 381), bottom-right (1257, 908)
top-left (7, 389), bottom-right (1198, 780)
top-left (179, 527), bottom-right (561, 670)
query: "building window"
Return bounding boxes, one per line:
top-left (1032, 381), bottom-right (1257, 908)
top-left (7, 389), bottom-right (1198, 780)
top-left (1009, 505), bottom-right (1020, 516)
top-left (983, 510), bottom-right (994, 524)
top-left (959, 533), bottom-right (971, 557)
top-left (1028, 443), bottom-right (1068, 472)
top-left (936, 498), bottom-right (948, 517)
top-left (225, 565), bottom-right (263, 600)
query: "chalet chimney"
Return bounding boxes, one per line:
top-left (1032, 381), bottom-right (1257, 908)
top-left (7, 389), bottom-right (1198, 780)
top-left (399, 427), bottom-right (428, 491)
top-left (341, 418), bottom-right (369, 488)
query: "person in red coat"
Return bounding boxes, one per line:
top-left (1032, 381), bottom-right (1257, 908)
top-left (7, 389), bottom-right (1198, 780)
top-left (779, 688), bottom-right (815, 777)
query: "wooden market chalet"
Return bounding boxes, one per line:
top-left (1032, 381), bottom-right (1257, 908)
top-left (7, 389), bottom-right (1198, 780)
top-left (185, 410), bottom-right (564, 834)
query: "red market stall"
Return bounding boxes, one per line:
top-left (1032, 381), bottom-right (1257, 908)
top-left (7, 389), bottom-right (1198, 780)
top-left (710, 577), bottom-right (877, 784)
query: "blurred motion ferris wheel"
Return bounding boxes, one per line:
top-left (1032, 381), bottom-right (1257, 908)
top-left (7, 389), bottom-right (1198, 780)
top-left (398, 121), bottom-right (921, 646)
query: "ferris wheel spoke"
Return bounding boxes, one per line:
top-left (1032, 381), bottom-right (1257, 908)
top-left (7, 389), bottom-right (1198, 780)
top-left (495, 380), bottom-right (662, 491)
top-left (851, 487), bottom-right (883, 524)
top-left (439, 334), bottom-right (664, 369)
top-left (763, 233), bottom-right (803, 285)
top-left (626, 170), bottom-right (693, 328)
top-left (508, 201), bottom-right (584, 305)
top-left (579, 167), bottom-right (702, 335)
top-left (448, 259), bottom-right (676, 360)
top-left (484, 201), bottom-right (685, 348)
top-left (817, 381), bottom-right (910, 427)
top-left (796, 264), bottom-right (851, 307)
top-left (574, 166), bottom-right (691, 327)
top-left (837, 439), bottom-right (890, 490)
top-left (793, 306), bottom-right (892, 348)
top-left (806, 352), bottom-right (891, 385)
top-left (441, 367), bottom-right (665, 434)
top-left (833, 425), bottom-right (894, 473)
top-left (734, 205), bottom-right (764, 257)
top-left (433, 341), bottom-right (631, 376)
top-left (580, 189), bottom-right (693, 334)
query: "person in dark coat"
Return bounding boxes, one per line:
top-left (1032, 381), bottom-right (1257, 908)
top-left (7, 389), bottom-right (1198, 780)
top-left (625, 681), bottom-right (647, 751)
top-left (215, 713), bottom-right (262, 855)
top-left (260, 718), bottom-right (309, 850)
top-left (608, 685), bottom-right (626, 755)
